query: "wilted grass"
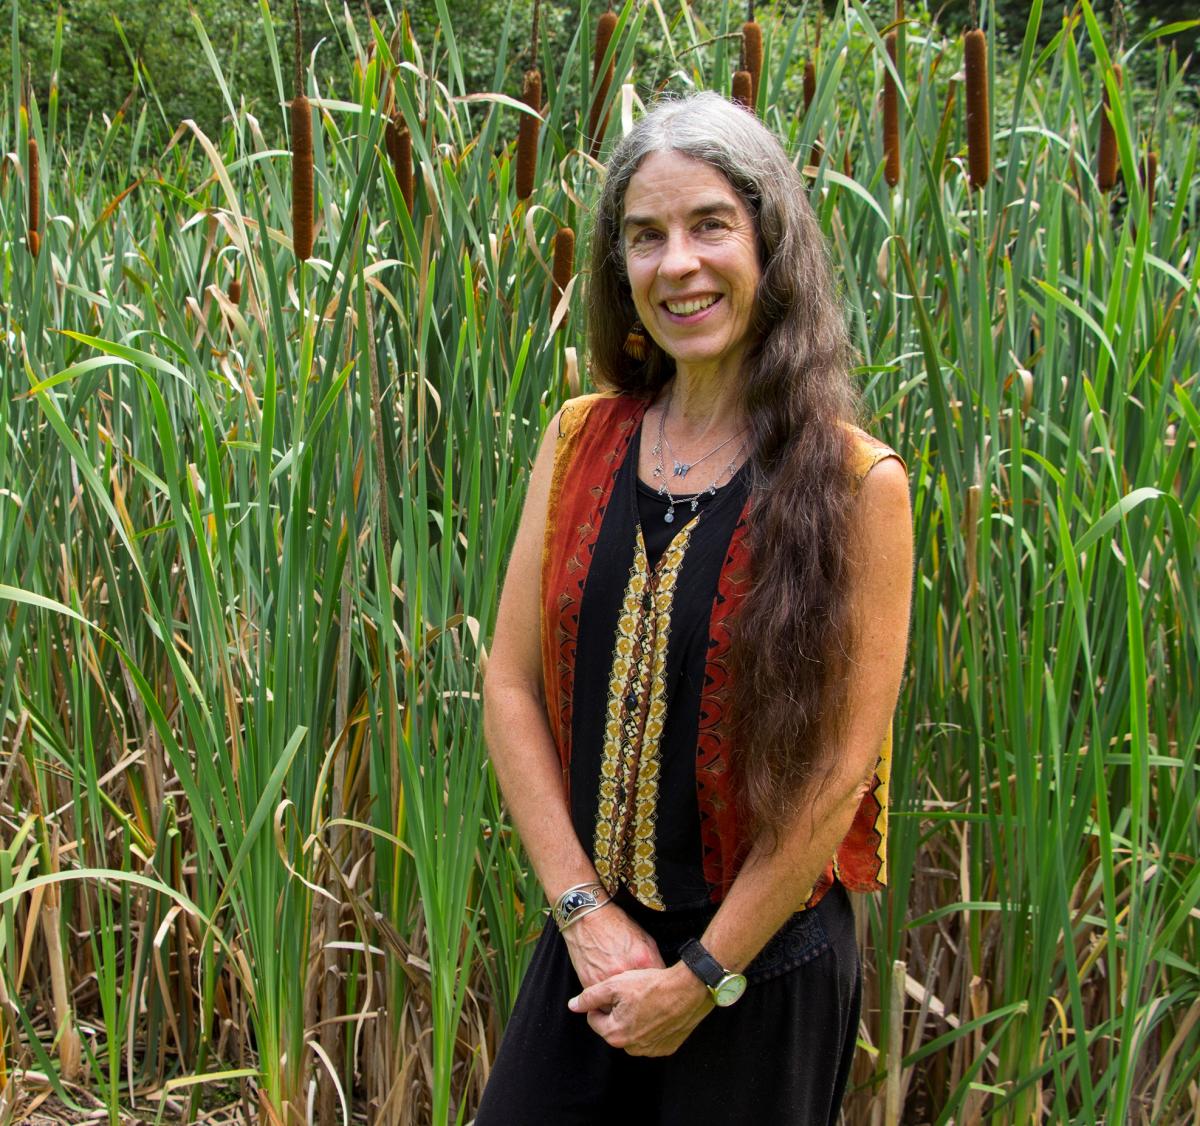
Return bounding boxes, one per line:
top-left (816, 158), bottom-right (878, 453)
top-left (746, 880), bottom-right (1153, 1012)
top-left (1, 0), bottom-right (1197, 1123)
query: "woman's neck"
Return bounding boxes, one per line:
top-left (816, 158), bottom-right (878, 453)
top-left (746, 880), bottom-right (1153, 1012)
top-left (661, 368), bottom-right (746, 443)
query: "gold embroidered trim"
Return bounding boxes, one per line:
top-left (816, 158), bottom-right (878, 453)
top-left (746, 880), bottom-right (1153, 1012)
top-left (593, 525), bottom-right (692, 909)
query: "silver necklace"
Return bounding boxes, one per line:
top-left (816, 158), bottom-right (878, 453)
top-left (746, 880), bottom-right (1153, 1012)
top-left (651, 395), bottom-right (747, 524)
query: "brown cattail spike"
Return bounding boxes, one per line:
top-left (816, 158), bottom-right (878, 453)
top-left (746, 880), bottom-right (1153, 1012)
top-left (1141, 151), bottom-right (1158, 217)
top-left (228, 274), bottom-right (242, 305)
top-left (742, 21), bottom-right (763, 110)
top-left (588, 11), bottom-right (618, 159)
top-left (551, 226), bottom-right (575, 311)
top-left (882, 33), bottom-right (900, 188)
top-left (386, 112), bottom-right (414, 212)
top-left (27, 134), bottom-right (40, 258)
top-left (292, 94), bottom-right (314, 260)
top-left (964, 29), bottom-right (990, 190)
top-left (803, 61), bottom-right (816, 113)
top-left (1097, 64), bottom-right (1123, 193)
top-left (516, 69), bottom-right (542, 201)
top-left (731, 71), bottom-right (753, 109)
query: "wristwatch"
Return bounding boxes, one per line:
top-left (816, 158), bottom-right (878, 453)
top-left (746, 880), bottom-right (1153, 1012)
top-left (678, 938), bottom-right (747, 1007)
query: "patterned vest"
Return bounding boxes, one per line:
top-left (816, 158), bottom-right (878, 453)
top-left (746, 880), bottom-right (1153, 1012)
top-left (540, 392), bottom-right (899, 909)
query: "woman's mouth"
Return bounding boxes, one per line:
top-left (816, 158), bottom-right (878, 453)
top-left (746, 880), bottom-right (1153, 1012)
top-left (662, 294), bottom-right (722, 321)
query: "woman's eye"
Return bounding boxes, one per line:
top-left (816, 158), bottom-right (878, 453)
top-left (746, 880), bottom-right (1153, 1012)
top-left (698, 219), bottom-right (726, 233)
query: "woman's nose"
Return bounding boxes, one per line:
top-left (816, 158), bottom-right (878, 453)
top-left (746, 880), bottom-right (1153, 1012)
top-left (658, 231), bottom-right (700, 278)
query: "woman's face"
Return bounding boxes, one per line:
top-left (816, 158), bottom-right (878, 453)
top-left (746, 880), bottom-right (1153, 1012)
top-left (620, 150), bottom-right (761, 381)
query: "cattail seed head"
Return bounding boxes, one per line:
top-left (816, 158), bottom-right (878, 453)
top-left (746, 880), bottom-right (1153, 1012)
top-left (551, 226), bottom-right (575, 311)
top-left (742, 21), bottom-right (763, 109)
top-left (731, 71), bottom-right (753, 109)
top-left (27, 135), bottom-right (40, 258)
top-left (228, 274), bottom-right (242, 305)
top-left (1097, 64), bottom-right (1123, 193)
top-left (292, 94), bottom-right (314, 261)
top-left (964, 29), bottom-right (990, 190)
top-left (386, 111), bottom-right (414, 212)
top-left (588, 11), bottom-right (618, 158)
top-left (882, 33), bottom-right (900, 188)
top-left (516, 69), bottom-right (542, 201)
top-left (1141, 151), bottom-right (1158, 217)
top-left (803, 61), bottom-right (816, 113)
top-left (843, 144), bottom-right (853, 179)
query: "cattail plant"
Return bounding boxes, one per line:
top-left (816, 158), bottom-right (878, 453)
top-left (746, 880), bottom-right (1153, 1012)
top-left (1141, 150), bottom-right (1158, 217)
top-left (292, 3), bottom-right (313, 261)
top-left (516, 0), bottom-right (542, 201)
top-left (732, 71), bottom-right (753, 109)
top-left (516, 71), bottom-right (542, 200)
top-left (551, 226), bottom-right (575, 314)
top-left (27, 131), bottom-right (39, 258)
top-left (803, 61), bottom-right (816, 113)
top-left (742, 9), bottom-right (763, 110)
top-left (386, 111), bottom-right (415, 211)
top-left (588, 10), bottom-right (618, 159)
top-left (964, 28), bottom-right (990, 190)
top-left (1098, 64), bottom-right (1123, 192)
top-left (228, 272), bottom-right (242, 305)
top-left (883, 32), bottom-right (900, 188)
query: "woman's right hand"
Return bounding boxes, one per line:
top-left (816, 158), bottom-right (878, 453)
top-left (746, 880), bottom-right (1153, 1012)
top-left (561, 903), bottom-right (665, 990)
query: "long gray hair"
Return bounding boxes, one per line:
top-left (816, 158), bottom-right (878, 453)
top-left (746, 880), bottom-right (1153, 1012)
top-left (587, 93), bottom-right (862, 844)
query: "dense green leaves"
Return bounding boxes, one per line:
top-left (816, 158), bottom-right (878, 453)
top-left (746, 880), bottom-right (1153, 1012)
top-left (1, 0), bottom-right (1197, 1123)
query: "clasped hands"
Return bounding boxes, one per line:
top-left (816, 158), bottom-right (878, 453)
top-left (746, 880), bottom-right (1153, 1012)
top-left (561, 903), bottom-right (714, 1057)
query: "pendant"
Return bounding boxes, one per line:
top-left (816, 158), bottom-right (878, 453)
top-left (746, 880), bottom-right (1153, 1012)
top-left (664, 509), bottom-right (675, 524)
top-left (672, 461), bottom-right (690, 478)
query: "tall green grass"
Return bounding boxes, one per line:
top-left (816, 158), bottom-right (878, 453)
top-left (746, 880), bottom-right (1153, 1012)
top-left (1, 0), bottom-right (1197, 1122)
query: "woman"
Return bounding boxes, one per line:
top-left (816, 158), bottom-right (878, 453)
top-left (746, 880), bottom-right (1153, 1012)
top-left (477, 92), bottom-right (911, 1124)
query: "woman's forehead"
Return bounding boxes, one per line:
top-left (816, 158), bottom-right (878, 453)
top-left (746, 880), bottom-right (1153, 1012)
top-left (622, 151), bottom-right (746, 218)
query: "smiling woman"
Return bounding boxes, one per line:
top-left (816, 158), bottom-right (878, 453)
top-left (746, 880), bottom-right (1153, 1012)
top-left (478, 93), bottom-right (912, 1125)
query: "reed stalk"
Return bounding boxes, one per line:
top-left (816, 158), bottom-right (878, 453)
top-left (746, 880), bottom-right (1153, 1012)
top-left (731, 70), bottom-right (753, 109)
top-left (516, 70), bottom-right (542, 201)
top-left (26, 132), bottom-right (39, 258)
top-left (588, 10), bottom-right (618, 158)
top-left (1097, 63), bottom-right (1123, 192)
top-left (964, 28), bottom-right (990, 189)
top-left (1141, 150), bottom-right (1157, 216)
top-left (385, 111), bottom-right (414, 211)
top-left (883, 32), bottom-right (900, 188)
top-left (552, 225), bottom-right (575, 312)
top-left (742, 17), bottom-right (763, 110)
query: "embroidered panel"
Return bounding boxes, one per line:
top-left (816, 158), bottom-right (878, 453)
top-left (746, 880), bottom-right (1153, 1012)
top-left (593, 525), bottom-right (693, 909)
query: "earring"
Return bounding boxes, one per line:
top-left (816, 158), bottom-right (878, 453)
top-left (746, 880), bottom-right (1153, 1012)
top-left (623, 319), bottom-right (648, 361)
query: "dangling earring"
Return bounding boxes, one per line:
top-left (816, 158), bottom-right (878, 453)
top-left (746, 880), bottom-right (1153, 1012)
top-left (623, 319), bottom-right (648, 361)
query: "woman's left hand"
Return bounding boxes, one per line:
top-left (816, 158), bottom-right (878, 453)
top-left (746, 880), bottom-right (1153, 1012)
top-left (567, 962), bottom-right (714, 1056)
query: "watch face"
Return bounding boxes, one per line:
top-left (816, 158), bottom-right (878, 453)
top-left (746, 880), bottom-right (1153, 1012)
top-left (713, 973), bottom-right (747, 1007)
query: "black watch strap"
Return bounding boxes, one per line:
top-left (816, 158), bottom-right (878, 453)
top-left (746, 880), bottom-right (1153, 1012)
top-left (678, 938), bottom-right (727, 989)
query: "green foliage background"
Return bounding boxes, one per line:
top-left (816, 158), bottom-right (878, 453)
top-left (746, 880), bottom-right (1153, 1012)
top-left (1, 0), bottom-right (1198, 1123)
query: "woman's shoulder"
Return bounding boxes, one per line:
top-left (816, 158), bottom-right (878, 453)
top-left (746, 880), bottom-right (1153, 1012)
top-left (555, 390), bottom-right (648, 441)
top-left (838, 421), bottom-right (906, 492)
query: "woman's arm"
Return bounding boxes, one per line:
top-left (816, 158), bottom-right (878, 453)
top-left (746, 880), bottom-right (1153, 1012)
top-left (570, 456), bottom-right (913, 1054)
top-left (484, 410), bottom-right (665, 987)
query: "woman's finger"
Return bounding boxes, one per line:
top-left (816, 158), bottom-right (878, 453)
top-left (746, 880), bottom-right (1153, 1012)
top-left (568, 981), bottom-right (617, 1014)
